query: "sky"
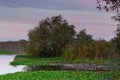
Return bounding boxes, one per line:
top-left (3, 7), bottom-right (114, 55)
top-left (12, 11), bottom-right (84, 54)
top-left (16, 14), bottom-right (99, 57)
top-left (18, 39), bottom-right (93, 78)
top-left (0, 0), bottom-right (117, 41)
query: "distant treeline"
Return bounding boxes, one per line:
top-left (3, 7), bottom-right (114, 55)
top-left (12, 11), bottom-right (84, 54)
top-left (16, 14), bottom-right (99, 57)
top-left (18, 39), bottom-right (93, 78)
top-left (0, 40), bottom-right (27, 54)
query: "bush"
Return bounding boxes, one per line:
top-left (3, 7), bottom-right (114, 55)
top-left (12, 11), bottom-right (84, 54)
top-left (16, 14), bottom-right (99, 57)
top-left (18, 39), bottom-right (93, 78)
top-left (25, 15), bottom-right (75, 57)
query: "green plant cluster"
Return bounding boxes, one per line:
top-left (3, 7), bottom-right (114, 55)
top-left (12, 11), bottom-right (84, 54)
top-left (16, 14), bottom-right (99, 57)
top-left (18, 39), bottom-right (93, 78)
top-left (11, 55), bottom-right (63, 66)
top-left (11, 55), bottom-right (112, 66)
top-left (0, 71), bottom-right (117, 80)
top-left (0, 51), bottom-right (14, 55)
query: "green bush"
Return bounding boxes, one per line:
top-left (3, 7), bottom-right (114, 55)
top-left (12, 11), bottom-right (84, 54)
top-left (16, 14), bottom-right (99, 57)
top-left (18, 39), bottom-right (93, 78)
top-left (26, 15), bottom-right (75, 57)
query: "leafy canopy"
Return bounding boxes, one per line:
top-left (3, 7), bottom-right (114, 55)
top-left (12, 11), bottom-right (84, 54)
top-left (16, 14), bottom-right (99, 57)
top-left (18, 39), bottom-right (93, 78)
top-left (25, 15), bottom-right (75, 57)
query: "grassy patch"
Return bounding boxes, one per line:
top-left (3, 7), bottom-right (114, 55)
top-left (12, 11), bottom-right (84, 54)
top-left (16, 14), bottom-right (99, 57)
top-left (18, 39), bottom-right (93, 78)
top-left (11, 55), bottom-right (63, 66)
top-left (0, 71), bottom-right (118, 80)
top-left (11, 55), bottom-right (111, 66)
top-left (0, 51), bottom-right (15, 55)
top-left (9, 55), bottom-right (120, 80)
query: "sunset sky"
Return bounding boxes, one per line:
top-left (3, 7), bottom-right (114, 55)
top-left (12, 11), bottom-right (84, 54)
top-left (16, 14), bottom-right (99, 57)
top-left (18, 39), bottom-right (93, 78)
top-left (0, 0), bottom-right (117, 41)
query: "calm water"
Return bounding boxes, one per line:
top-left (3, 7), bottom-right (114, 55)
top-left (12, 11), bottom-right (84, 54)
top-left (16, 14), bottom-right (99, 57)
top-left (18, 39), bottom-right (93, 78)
top-left (0, 55), bottom-right (25, 75)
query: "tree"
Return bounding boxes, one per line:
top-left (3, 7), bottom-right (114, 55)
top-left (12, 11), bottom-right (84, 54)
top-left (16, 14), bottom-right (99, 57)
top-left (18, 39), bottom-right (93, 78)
top-left (112, 27), bottom-right (120, 55)
top-left (97, 0), bottom-right (120, 72)
top-left (75, 29), bottom-right (94, 58)
top-left (97, 0), bottom-right (120, 56)
top-left (97, 0), bottom-right (120, 24)
top-left (64, 29), bottom-right (94, 61)
top-left (25, 15), bottom-right (75, 57)
top-left (93, 39), bottom-right (116, 59)
top-left (64, 29), bottom-right (117, 61)
top-left (97, 0), bottom-right (120, 12)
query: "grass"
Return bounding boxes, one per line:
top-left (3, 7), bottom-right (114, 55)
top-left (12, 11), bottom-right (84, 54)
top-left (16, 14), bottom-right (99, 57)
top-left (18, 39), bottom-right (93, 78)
top-left (5, 55), bottom-right (120, 80)
top-left (11, 55), bottom-right (112, 66)
top-left (0, 71), bottom-right (119, 80)
top-left (72, 58), bottom-right (111, 65)
top-left (11, 55), bottom-right (63, 66)
top-left (0, 51), bottom-right (15, 55)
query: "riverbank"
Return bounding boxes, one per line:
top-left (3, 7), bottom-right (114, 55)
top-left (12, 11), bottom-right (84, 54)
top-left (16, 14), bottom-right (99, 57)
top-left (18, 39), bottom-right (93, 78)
top-left (11, 55), bottom-right (111, 66)
top-left (10, 55), bottom-right (113, 71)
top-left (0, 55), bottom-right (119, 80)
top-left (11, 55), bottom-right (63, 66)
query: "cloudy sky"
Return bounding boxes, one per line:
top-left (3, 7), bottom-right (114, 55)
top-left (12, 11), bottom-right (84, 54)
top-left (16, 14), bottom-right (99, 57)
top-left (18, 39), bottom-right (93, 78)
top-left (0, 0), bottom-right (117, 41)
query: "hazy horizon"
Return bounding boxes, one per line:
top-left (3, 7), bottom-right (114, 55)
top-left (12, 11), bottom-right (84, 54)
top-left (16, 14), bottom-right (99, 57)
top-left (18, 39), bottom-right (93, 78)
top-left (0, 0), bottom-right (117, 41)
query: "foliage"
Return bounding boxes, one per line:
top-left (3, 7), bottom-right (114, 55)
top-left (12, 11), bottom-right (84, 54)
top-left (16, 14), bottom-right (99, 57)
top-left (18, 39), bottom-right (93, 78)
top-left (64, 30), bottom-right (116, 61)
top-left (0, 51), bottom-right (15, 55)
top-left (97, 0), bottom-right (120, 26)
top-left (0, 71), bottom-right (118, 80)
top-left (96, 0), bottom-right (120, 57)
top-left (112, 27), bottom-right (120, 55)
top-left (72, 58), bottom-right (111, 64)
top-left (11, 55), bottom-right (63, 66)
top-left (96, 0), bottom-right (120, 73)
top-left (25, 15), bottom-right (75, 57)
top-left (64, 29), bottom-right (94, 61)
top-left (109, 59), bottom-right (120, 71)
top-left (97, 0), bottom-right (120, 12)
top-left (11, 55), bottom-right (112, 66)
top-left (76, 29), bottom-right (94, 58)
top-left (93, 40), bottom-right (116, 59)
top-left (14, 55), bottom-right (31, 59)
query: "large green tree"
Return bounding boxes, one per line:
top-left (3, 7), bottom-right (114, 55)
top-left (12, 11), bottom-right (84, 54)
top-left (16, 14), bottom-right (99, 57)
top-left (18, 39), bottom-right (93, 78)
top-left (25, 15), bottom-right (75, 57)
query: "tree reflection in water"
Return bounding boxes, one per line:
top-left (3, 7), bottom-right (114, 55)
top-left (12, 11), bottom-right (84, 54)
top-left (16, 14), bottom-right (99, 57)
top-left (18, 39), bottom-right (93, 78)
top-left (23, 65), bottom-right (61, 71)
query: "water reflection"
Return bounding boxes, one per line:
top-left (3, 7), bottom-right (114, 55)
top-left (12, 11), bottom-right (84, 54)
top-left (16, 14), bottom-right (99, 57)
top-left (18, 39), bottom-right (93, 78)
top-left (23, 65), bottom-right (61, 71)
top-left (23, 64), bottom-right (110, 72)
top-left (0, 55), bottom-right (25, 75)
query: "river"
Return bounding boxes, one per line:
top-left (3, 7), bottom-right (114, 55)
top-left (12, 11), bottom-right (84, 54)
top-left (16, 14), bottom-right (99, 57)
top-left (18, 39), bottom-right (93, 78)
top-left (0, 55), bottom-right (24, 75)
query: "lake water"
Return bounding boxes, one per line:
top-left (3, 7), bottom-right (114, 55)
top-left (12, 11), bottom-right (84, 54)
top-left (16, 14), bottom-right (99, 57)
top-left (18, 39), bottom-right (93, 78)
top-left (0, 55), bottom-right (25, 75)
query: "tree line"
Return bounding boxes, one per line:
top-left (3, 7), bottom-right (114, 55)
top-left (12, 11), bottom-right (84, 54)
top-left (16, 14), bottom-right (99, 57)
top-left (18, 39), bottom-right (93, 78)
top-left (24, 15), bottom-right (120, 61)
